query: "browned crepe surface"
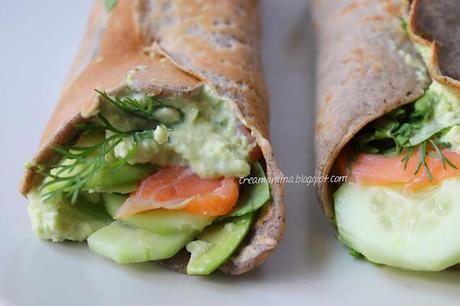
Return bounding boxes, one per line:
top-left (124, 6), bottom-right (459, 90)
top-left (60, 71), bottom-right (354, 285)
top-left (20, 0), bottom-right (284, 275)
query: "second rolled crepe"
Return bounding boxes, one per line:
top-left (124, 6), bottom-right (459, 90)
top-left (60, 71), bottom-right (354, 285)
top-left (20, 0), bottom-right (284, 275)
top-left (314, 0), bottom-right (460, 271)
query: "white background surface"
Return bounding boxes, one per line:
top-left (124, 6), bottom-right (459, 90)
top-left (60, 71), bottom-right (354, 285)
top-left (1, 1), bottom-right (459, 305)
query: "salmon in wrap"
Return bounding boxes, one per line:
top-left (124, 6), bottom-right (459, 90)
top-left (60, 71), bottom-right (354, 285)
top-left (20, 0), bottom-right (284, 275)
top-left (314, 0), bottom-right (460, 271)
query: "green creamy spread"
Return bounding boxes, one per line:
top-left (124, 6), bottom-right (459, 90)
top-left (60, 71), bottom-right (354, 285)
top-left (28, 190), bottom-right (111, 242)
top-left (431, 83), bottom-right (460, 151)
top-left (409, 39), bottom-right (460, 148)
top-left (408, 81), bottom-right (460, 145)
top-left (409, 40), bottom-right (460, 150)
top-left (101, 85), bottom-right (254, 179)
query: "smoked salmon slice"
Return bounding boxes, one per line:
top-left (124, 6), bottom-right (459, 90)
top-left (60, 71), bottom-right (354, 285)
top-left (337, 148), bottom-right (460, 191)
top-left (116, 166), bottom-right (239, 218)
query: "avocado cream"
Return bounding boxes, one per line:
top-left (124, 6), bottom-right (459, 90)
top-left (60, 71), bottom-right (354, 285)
top-left (102, 85), bottom-right (254, 179)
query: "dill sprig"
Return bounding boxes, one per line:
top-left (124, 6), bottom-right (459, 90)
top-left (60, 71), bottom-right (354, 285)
top-left (401, 146), bottom-right (414, 170)
top-left (96, 90), bottom-right (183, 125)
top-left (39, 90), bottom-right (184, 203)
top-left (40, 114), bottom-right (134, 204)
top-left (430, 139), bottom-right (457, 170)
top-left (413, 140), bottom-right (432, 180)
top-left (400, 138), bottom-right (457, 181)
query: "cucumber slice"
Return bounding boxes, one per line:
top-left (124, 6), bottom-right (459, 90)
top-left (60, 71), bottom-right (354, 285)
top-left (85, 164), bottom-right (153, 194)
top-left (186, 213), bottom-right (254, 275)
top-left (87, 221), bottom-right (193, 264)
top-left (103, 194), bottom-right (215, 235)
top-left (43, 162), bottom-right (152, 195)
top-left (334, 179), bottom-right (460, 271)
top-left (227, 162), bottom-right (270, 217)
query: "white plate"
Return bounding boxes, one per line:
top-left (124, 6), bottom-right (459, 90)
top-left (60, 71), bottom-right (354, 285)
top-left (1, 1), bottom-right (459, 305)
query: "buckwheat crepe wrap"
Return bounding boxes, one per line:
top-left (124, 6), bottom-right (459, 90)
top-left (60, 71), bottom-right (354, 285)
top-left (20, 0), bottom-right (284, 275)
top-left (314, 0), bottom-right (460, 271)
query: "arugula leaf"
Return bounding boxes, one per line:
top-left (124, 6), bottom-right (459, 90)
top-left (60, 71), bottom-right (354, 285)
top-left (353, 90), bottom-right (436, 155)
top-left (105, 0), bottom-right (118, 12)
top-left (226, 162), bottom-right (270, 218)
top-left (348, 248), bottom-right (364, 259)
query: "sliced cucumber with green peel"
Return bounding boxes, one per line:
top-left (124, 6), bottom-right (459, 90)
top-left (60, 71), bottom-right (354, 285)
top-left (103, 193), bottom-right (214, 235)
top-left (43, 158), bottom-right (153, 195)
top-left (85, 164), bottom-right (153, 194)
top-left (334, 179), bottom-right (460, 271)
top-left (87, 221), bottom-right (193, 264)
top-left (186, 213), bottom-right (254, 275)
top-left (227, 162), bottom-right (270, 217)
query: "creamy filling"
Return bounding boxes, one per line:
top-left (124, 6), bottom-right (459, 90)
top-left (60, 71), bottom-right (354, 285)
top-left (101, 85), bottom-right (254, 179)
top-left (28, 85), bottom-right (257, 243)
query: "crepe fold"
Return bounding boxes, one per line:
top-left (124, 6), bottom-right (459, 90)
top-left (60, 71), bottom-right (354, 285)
top-left (19, 0), bottom-right (284, 275)
top-left (313, 0), bottom-right (460, 220)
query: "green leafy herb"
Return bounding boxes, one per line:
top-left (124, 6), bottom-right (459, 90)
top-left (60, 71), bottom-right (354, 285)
top-left (40, 114), bottom-right (145, 204)
top-left (353, 92), bottom-right (435, 155)
top-left (105, 0), bottom-right (118, 12)
top-left (40, 89), bottom-right (184, 203)
top-left (413, 140), bottom-right (432, 180)
top-left (96, 90), bottom-right (183, 126)
top-left (430, 139), bottom-right (457, 170)
top-left (348, 248), bottom-right (364, 259)
top-left (401, 138), bottom-right (456, 181)
top-left (401, 146), bottom-right (414, 170)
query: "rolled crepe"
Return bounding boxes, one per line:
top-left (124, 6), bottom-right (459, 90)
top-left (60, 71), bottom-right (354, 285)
top-left (314, 0), bottom-right (460, 270)
top-left (20, 0), bottom-right (284, 275)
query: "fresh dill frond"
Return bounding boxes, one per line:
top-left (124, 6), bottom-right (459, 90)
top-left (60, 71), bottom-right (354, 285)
top-left (411, 138), bottom-right (457, 181)
top-left (414, 140), bottom-right (432, 180)
top-left (96, 90), bottom-right (183, 125)
top-left (39, 90), bottom-right (185, 203)
top-left (401, 146), bottom-right (414, 170)
top-left (40, 114), bottom-right (132, 204)
top-left (430, 139), bottom-right (457, 170)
